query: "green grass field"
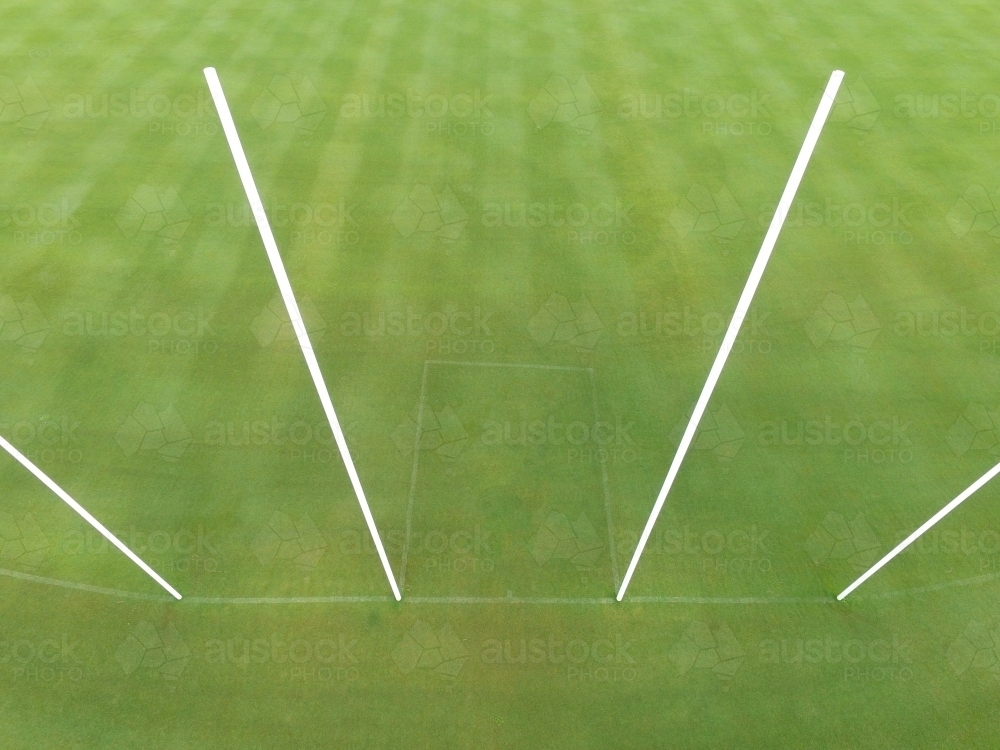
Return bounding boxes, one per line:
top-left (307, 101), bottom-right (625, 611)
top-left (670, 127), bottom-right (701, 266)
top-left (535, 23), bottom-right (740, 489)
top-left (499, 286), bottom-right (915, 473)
top-left (3, 0), bottom-right (1000, 747)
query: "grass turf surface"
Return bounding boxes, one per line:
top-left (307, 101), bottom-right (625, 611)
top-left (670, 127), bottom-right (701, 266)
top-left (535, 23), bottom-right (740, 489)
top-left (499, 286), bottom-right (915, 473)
top-left (2, 0), bottom-right (1000, 746)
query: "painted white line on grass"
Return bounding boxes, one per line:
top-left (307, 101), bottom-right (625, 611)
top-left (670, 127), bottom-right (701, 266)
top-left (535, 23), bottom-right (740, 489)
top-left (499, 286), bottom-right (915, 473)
top-left (187, 595), bottom-right (393, 604)
top-left (402, 359), bottom-right (618, 597)
top-left (180, 595), bottom-right (833, 606)
top-left (0, 434), bottom-right (182, 599)
top-left (203, 66), bottom-right (401, 601)
top-left (616, 70), bottom-right (845, 601)
top-left (629, 595), bottom-right (833, 605)
top-left (861, 570), bottom-right (1000, 600)
top-left (407, 595), bottom-right (826, 605)
top-left (410, 596), bottom-right (616, 605)
top-left (0, 565), bottom-right (173, 601)
top-left (9, 564), bottom-right (1000, 603)
top-left (425, 359), bottom-right (589, 372)
top-left (838, 459), bottom-right (1000, 600)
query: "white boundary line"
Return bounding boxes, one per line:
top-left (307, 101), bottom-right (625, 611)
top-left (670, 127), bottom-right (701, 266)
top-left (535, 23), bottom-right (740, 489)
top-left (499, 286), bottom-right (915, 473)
top-left (0, 566), bottom-right (170, 601)
top-left (838, 458), bottom-right (1000, 600)
top-left (425, 359), bottom-right (589, 372)
top-left (616, 69), bottom-right (846, 601)
top-left (9, 562), bottom-right (1000, 604)
top-left (130, 594), bottom-right (835, 605)
top-left (188, 595), bottom-right (392, 604)
top-left (0, 434), bottom-right (182, 599)
top-left (204, 66), bottom-right (401, 601)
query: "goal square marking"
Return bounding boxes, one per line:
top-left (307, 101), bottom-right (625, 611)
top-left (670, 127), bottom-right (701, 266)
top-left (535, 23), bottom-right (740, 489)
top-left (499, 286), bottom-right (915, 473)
top-left (399, 360), bottom-right (620, 598)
